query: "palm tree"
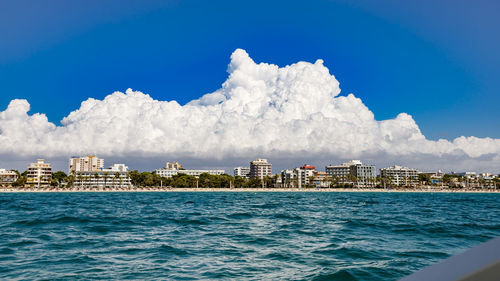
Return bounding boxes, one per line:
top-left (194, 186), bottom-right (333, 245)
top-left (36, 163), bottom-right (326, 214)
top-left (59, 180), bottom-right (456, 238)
top-left (103, 172), bottom-right (110, 189)
top-left (93, 173), bottom-right (100, 188)
top-left (307, 176), bottom-right (315, 188)
top-left (77, 174), bottom-right (83, 188)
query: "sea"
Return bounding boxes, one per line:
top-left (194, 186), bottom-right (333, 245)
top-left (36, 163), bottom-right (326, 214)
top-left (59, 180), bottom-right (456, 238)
top-left (0, 192), bottom-right (499, 281)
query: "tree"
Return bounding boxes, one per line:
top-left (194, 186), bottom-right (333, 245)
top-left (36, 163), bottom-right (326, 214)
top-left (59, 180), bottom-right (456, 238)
top-left (103, 172), bottom-right (110, 188)
top-left (93, 173), bottom-right (100, 188)
top-left (418, 173), bottom-right (431, 186)
top-left (234, 176), bottom-right (246, 188)
top-left (52, 171), bottom-right (67, 188)
top-left (114, 172), bottom-right (120, 188)
top-left (307, 176), bottom-right (316, 188)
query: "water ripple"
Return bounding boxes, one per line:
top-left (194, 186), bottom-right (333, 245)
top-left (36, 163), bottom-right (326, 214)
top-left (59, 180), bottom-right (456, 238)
top-left (0, 192), bottom-right (499, 280)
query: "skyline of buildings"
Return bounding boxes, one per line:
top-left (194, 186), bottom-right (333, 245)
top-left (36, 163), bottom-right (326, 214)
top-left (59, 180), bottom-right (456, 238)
top-left (0, 155), bottom-right (499, 189)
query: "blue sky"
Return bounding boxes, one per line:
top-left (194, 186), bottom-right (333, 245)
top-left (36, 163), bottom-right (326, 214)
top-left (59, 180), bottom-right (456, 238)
top-left (0, 0), bottom-right (498, 142)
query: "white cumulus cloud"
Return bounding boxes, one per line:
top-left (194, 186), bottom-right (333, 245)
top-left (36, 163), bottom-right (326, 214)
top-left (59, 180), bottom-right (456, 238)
top-left (1, 49), bottom-right (499, 172)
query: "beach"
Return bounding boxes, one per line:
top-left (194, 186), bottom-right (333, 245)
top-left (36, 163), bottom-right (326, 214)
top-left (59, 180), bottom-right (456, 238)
top-left (1, 187), bottom-right (498, 193)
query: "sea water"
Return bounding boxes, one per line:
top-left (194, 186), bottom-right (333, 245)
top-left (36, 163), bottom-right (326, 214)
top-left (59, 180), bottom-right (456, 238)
top-left (0, 192), bottom-right (499, 280)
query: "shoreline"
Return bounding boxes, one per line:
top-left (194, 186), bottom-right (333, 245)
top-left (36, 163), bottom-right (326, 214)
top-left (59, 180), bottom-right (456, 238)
top-left (0, 187), bottom-right (499, 193)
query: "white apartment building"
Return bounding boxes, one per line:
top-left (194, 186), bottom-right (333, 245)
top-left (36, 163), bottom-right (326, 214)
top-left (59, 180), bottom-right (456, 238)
top-left (326, 160), bottom-right (375, 187)
top-left (0, 169), bottom-right (18, 186)
top-left (380, 165), bottom-right (419, 186)
top-left (297, 165), bottom-right (316, 188)
top-left (26, 159), bottom-right (52, 187)
top-left (280, 165), bottom-right (316, 188)
top-left (249, 159), bottom-right (272, 179)
top-left (74, 164), bottom-right (131, 188)
top-left (325, 161), bottom-right (356, 179)
top-left (234, 167), bottom-right (250, 178)
top-left (69, 155), bottom-right (104, 173)
top-left (155, 162), bottom-right (225, 178)
top-left (280, 169), bottom-right (296, 188)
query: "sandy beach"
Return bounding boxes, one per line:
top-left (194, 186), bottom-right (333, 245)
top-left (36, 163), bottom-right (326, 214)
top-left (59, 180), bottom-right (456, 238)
top-left (0, 187), bottom-right (498, 193)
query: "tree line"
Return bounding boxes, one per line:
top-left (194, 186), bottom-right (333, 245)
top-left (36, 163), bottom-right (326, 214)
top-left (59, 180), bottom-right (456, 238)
top-left (4, 169), bottom-right (500, 189)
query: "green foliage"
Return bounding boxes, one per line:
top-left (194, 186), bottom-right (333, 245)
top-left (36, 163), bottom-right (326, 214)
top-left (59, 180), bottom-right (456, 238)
top-left (418, 173), bottom-right (431, 184)
top-left (12, 175), bottom-right (27, 187)
top-left (128, 170), bottom-right (167, 187)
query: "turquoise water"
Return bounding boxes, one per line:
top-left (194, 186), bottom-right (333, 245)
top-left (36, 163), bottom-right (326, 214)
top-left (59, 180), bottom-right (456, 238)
top-left (0, 192), bottom-right (499, 280)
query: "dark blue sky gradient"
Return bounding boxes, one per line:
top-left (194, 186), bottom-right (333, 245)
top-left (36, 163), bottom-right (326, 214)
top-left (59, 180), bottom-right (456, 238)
top-left (1, 0), bottom-right (498, 139)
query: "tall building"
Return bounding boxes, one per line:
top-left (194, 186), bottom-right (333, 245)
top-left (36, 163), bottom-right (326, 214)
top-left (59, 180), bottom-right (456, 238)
top-left (249, 159), bottom-right (272, 179)
top-left (380, 165), bottom-right (419, 186)
top-left (234, 167), bottom-right (250, 178)
top-left (326, 160), bottom-right (375, 187)
top-left (69, 156), bottom-right (104, 173)
top-left (26, 159), bottom-right (52, 187)
top-left (350, 163), bottom-right (376, 186)
top-left (280, 169), bottom-right (296, 188)
top-left (297, 164), bottom-right (316, 188)
top-left (0, 169), bottom-right (18, 186)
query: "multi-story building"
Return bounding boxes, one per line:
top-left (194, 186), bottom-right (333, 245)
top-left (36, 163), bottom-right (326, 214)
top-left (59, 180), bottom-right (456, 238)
top-left (325, 160), bottom-right (356, 179)
top-left (280, 169), bottom-right (296, 188)
top-left (69, 155), bottom-right (104, 173)
top-left (326, 160), bottom-right (375, 187)
top-left (234, 167), bottom-right (250, 178)
top-left (74, 164), bottom-right (132, 188)
top-left (297, 164), bottom-right (316, 188)
top-left (350, 163), bottom-right (376, 186)
top-left (176, 169), bottom-right (225, 177)
top-left (26, 159), bottom-right (52, 187)
top-left (280, 165), bottom-right (316, 188)
top-left (380, 165), bottom-right (419, 186)
top-left (155, 162), bottom-right (225, 178)
top-left (249, 159), bottom-right (272, 179)
top-left (0, 169), bottom-right (18, 186)
top-left (313, 171), bottom-right (329, 188)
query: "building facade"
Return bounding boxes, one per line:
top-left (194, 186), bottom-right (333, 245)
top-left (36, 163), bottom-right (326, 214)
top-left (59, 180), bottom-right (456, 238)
top-left (280, 165), bottom-right (317, 188)
top-left (234, 167), bottom-right (251, 178)
top-left (380, 165), bottom-right (419, 186)
top-left (0, 169), bottom-right (18, 186)
top-left (26, 159), bottom-right (52, 187)
top-left (313, 171), bottom-right (329, 188)
top-left (249, 159), bottom-right (272, 179)
top-left (297, 164), bottom-right (316, 188)
top-left (350, 163), bottom-right (376, 186)
top-left (155, 162), bottom-right (225, 178)
top-left (326, 160), bottom-right (375, 187)
top-left (74, 164), bottom-right (132, 188)
top-left (280, 169), bottom-right (296, 188)
top-left (69, 155), bottom-right (104, 173)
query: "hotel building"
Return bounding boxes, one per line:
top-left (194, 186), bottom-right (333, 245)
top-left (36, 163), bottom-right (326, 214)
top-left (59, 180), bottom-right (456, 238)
top-left (326, 160), bottom-right (376, 187)
top-left (249, 159), bottom-right (272, 179)
top-left (26, 159), bottom-right (52, 187)
top-left (280, 164), bottom-right (318, 188)
top-left (155, 162), bottom-right (225, 178)
top-left (0, 169), bottom-right (18, 186)
top-left (234, 167), bottom-right (251, 178)
top-left (69, 155), bottom-right (104, 173)
top-left (380, 165), bottom-right (419, 186)
top-left (73, 164), bottom-right (132, 188)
